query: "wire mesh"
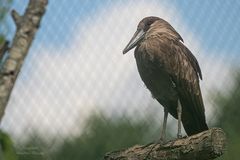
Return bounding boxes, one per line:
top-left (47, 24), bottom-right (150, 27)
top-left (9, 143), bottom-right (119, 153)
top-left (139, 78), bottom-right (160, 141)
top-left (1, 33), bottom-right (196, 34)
top-left (0, 0), bottom-right (239, 159)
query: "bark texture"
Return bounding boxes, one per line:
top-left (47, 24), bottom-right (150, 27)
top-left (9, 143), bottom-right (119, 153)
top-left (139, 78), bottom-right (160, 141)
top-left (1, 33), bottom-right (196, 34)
top-left (0, 40), bottom-right (9, 61)
top-left (104, 128), bottom-right (226, 160)
top-left (0, 0), bottom-right (48, 122)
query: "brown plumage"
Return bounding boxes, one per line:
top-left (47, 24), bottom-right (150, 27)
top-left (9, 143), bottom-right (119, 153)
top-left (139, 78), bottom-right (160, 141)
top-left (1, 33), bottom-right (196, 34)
top-left (123, 16), bottom-right (208, 137)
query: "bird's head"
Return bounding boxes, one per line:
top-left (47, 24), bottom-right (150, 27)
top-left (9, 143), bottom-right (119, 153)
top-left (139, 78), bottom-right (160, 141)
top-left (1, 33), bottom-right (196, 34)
top-left (123, 16), bottom-right (160, 54)
top-left (123, 16), bottom-right (183, 54)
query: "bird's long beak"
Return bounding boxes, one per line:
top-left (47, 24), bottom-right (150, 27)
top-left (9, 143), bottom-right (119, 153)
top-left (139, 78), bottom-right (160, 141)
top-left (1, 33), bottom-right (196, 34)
top-left (123, 29), bottom-right (145, 54)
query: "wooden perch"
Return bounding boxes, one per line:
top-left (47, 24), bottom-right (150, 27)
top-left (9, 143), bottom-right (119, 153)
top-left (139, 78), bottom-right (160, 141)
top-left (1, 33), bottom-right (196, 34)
top-left (0, 0), bottom-right (48, 122)
top-left (104, 128), bottom-right (226, 160)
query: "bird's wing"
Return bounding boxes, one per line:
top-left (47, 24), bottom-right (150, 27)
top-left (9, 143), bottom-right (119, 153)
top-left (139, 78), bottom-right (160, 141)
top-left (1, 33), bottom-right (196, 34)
top-left (146, 37), bottom-right (208, 135)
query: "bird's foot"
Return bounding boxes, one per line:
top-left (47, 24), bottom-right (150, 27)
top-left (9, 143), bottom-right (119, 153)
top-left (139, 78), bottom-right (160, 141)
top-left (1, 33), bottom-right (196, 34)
top-left (177, 133), bottom-right (182, 139)
top-left (177, 134), bottom-right (188, 140)
top-left (156, 137), bottom-right (166, 145)
top-left (170, 134), bottom-right (187, 142)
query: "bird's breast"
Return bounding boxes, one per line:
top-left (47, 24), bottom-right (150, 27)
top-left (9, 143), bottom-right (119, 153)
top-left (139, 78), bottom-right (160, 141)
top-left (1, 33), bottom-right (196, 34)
top-left (134, 45), bottom-right (178, 103)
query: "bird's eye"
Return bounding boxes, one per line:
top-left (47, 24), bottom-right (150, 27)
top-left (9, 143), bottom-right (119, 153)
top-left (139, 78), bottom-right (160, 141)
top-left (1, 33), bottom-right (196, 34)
top-left (147, 19), bottom-right (155, 26)
top-left (147, 21), bottom-right (152, 26)
top-left (143, 21), bottom-right (153, 31)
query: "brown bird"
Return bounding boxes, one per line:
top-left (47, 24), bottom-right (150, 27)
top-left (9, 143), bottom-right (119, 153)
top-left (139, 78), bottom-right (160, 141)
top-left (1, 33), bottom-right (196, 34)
top-left (123, 16), bottom-right (208, 141)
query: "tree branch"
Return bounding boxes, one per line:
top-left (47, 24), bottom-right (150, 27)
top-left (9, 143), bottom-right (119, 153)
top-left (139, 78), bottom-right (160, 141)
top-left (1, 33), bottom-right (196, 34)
top-left (104, 128), bottom-right (226, 160)
top-left (0, 0), bottom-right (48, 122)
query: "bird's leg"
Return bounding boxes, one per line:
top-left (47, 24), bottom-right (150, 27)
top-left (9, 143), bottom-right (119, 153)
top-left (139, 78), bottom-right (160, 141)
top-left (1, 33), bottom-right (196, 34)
top-left (159, 107), bottom-right (168, 142)
top-left (177, 100), bottom-right (182, 138)
top-left (144, 108), bottom-right (168, 160)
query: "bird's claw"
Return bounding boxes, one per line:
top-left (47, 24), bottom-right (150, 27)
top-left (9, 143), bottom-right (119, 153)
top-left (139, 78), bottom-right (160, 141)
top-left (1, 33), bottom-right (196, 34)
top-left (177, 133), bottom-right (182, 139)
top-left (156, 138), bottom-right (166, 145)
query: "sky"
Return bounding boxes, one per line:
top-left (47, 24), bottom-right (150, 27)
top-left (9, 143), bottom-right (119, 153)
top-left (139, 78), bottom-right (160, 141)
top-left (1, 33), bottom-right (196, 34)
top-left (1, 0), bottom-right (240, 142)
top-left (6, 0), bottom-right (239, 66)
top-left (8, 0), bottom-right (240, 56)
top-left (175, 0), bottom-right (240, 55)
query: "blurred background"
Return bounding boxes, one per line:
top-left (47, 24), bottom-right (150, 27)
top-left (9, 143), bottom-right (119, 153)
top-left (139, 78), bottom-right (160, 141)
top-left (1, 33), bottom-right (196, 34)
top-left (0, 0), bottom-right (240, 159)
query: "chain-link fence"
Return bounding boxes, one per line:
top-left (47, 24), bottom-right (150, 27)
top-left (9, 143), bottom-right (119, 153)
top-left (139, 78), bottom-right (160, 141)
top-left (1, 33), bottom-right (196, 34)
top-left (0, 0), bottom-right (239, 159)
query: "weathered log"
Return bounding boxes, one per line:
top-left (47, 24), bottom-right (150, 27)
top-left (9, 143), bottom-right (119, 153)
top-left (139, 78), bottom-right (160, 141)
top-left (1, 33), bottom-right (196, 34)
top-left (104, 128), bottom-right (226, 160)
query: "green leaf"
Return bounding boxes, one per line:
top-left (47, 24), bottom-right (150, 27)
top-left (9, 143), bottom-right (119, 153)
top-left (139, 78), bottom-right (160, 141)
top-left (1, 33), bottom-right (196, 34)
top-left (0, 130), bottom-right (18, 160)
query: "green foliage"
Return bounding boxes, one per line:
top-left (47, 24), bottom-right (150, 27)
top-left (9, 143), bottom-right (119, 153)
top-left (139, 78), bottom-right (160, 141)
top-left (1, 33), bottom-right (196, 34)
top-left (17, 134), bottom-right (50, 160)
top-left (52, 114), bottom-right (153, 160)
top-left (215, 72), bottom-right (240, 160)
top-left (0, 35), bottom-right (5, 44)
top-left (17, 113), bottom-right (158, 160)
top-left (0, 130), bottom-right (18, 160)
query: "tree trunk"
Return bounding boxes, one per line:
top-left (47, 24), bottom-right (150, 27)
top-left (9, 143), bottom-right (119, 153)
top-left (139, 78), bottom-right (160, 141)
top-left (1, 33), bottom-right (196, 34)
top-left (0, 0), bottom-right (48, 123)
